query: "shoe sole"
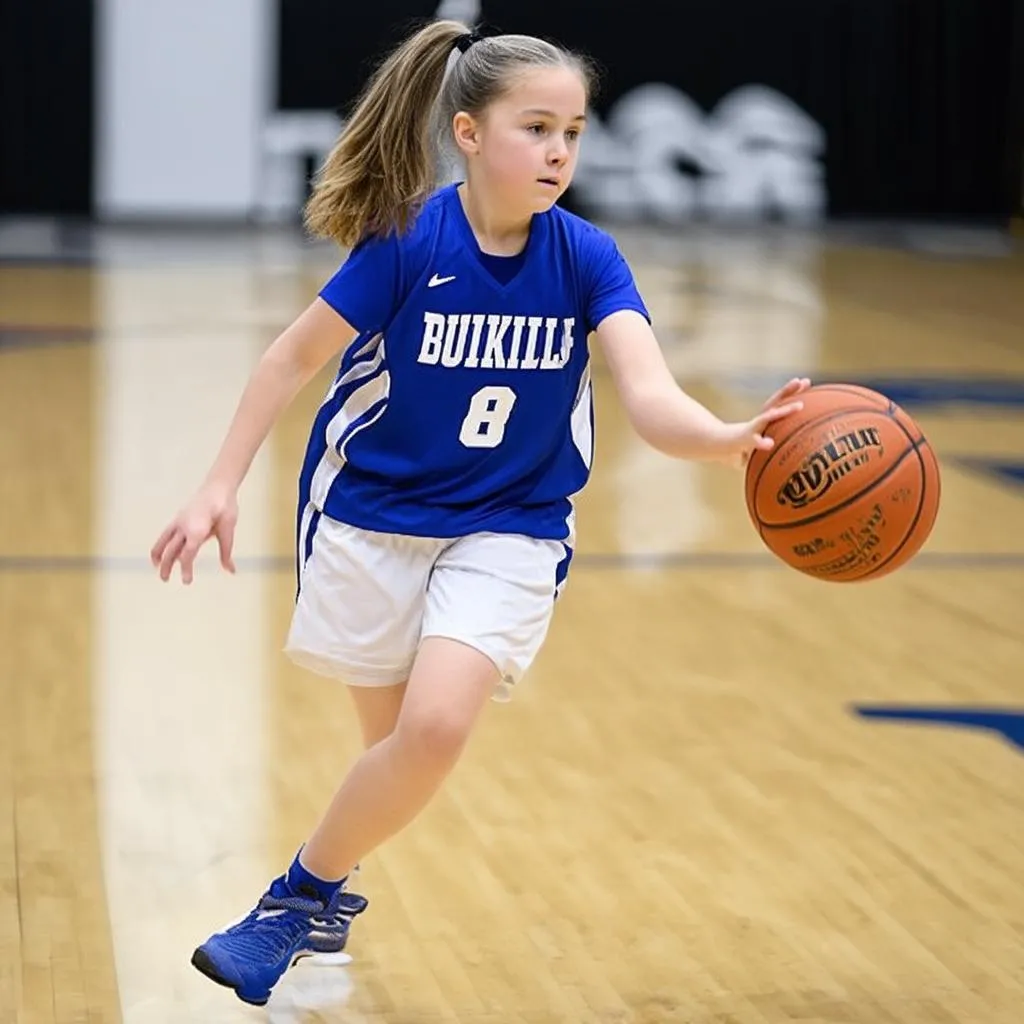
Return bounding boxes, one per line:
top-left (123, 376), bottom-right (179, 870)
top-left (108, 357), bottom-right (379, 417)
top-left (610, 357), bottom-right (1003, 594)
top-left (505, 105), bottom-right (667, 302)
top-left (190, 947), bottom-right (353, 1006)
top-left (190, 947), bottom-right (271, 1006)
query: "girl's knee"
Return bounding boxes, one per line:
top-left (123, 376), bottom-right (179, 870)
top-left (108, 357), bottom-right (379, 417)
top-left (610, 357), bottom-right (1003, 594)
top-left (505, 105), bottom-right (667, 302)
top-left (393, 707), bottom-right (477, 765)
top-left (394, 638), bottom-right (497, 764)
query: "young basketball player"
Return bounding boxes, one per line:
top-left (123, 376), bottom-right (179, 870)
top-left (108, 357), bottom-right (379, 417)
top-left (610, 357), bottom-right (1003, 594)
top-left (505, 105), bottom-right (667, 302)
top-left (150, 20), bottom-right (809, 1006)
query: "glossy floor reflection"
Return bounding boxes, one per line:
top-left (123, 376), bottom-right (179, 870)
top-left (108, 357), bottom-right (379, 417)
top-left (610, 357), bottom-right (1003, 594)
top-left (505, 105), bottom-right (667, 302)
top-left (2, 221), bottom-right (1023, 1023)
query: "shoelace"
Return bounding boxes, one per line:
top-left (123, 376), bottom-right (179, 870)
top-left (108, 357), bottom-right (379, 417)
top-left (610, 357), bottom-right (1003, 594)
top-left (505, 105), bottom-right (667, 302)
top-left (257, 888), bottom-right (369, 930)
top-left (258, 892), bottom-right (324, 916)
top-left (223, 886), bottom-right (370, 961)
top-left (311, 889), bottom-right (369, 934)
top-left (222, 895), bottom-right (321, 961)
top-left (333, 891), bottom-right (369, 918)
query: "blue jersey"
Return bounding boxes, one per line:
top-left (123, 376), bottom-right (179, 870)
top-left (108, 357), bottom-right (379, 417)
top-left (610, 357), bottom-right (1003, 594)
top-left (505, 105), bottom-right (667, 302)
top-left (297, 183), bottom-right (649, 564)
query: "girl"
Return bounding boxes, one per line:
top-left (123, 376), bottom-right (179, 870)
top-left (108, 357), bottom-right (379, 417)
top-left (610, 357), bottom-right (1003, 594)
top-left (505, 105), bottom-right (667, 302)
top-left (151, 19), bottom-right (809, 1007)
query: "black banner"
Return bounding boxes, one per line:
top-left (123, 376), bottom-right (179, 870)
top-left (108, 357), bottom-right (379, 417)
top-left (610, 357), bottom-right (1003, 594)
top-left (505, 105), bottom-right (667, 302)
top-left (0, 0), bottom-right (94, 215)
top-left (1011, 0), bottom-right (1024, 226)
top-left (278, 0), bottom-right (1023, 225)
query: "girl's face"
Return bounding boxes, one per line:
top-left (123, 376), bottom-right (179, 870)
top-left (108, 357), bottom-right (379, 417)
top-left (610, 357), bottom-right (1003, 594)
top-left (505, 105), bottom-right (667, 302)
top-left (455, 67), bottom-right (588, 217)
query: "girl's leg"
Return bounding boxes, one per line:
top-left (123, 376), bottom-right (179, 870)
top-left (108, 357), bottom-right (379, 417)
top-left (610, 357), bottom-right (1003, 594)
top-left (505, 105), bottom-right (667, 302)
top-left (348, 680), bottom-right (408, 748)
top-left (190, 531), bottom-right (561, 1005)
top-left (298, 637), bottom-right (497, 881)
top-left (326, 682), bottom-right (407, 882)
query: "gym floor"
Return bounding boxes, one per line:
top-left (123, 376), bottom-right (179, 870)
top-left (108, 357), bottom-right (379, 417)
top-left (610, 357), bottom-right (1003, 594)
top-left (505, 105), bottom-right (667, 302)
top-left (2, 218), bottom-right (1023, 1022)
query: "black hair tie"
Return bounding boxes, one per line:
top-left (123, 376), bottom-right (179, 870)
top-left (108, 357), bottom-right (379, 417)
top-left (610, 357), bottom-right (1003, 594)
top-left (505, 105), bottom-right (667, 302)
top-left (455, 32), bottom-right (483, 54)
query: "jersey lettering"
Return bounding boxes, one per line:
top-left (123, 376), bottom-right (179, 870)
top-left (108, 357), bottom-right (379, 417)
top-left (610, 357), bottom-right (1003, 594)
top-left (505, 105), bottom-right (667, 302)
top-left (417, 313), bottom-right (576, 371)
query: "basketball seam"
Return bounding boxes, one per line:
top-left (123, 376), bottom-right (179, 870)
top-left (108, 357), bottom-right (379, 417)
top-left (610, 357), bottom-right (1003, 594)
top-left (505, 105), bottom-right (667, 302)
top-left (848, 403), bottom-right (938, 580)
top-left (759, 441), bottom-right (918, 532)
top-left (754, 393), bottom-right (872, 461)
top-left (803, 407), bottom-right (936, 581)
top-left (746, 387), bottom-right (940, 582)
top-left (747, 403), bottom-right (876, 523)
top-left (754, 401), bottom-right (918, 530)
top-left (847, 435), bottom-right (933, 582)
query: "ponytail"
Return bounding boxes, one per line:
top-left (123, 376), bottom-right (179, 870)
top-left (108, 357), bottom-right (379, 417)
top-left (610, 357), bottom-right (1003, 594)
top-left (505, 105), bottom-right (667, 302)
top-left (305, 20), bottom-right (596, 249)
top-left (304, 20), bottom-right (468, 248)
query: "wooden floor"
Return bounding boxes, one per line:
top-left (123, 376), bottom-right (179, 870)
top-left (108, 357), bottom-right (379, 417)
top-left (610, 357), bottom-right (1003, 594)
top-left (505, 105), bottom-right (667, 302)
top-left (1, 221), bottom-right (1023, 1023)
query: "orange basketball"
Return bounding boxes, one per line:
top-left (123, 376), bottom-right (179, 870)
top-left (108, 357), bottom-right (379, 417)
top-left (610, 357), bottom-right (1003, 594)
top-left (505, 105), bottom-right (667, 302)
top-left (744, 383), bottom-right (941, 582)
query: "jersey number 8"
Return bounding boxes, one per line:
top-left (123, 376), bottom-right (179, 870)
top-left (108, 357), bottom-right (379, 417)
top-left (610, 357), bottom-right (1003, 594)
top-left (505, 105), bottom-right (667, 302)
top-left (459, 386), bottom-right (517, 449)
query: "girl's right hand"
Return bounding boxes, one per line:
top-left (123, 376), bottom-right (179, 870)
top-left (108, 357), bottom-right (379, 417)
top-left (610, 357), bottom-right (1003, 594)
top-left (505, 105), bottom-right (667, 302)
top-left (150, 482), bottom-right (238, 585)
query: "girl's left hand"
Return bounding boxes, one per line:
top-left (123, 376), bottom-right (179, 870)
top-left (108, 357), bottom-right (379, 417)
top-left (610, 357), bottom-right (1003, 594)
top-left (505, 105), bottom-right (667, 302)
top-left (713, 377), bottom-right (812, 467)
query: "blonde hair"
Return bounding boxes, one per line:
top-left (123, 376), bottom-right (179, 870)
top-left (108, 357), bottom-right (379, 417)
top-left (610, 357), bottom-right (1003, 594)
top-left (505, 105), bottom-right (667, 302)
top-left (304, 20), bottom-right (596, 249)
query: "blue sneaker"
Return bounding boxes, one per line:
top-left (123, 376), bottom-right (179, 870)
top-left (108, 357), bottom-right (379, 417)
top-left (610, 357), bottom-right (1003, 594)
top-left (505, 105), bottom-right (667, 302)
top-left (190, 876), bottom-right (368, 1005)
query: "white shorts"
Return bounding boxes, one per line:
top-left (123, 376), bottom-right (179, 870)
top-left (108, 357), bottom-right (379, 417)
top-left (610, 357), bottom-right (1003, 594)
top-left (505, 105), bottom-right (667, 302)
top-left (283, 516), bottom-right (569, 701)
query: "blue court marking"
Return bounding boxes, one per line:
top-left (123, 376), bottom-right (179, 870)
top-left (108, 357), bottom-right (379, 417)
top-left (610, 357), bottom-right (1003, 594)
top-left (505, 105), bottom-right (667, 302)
top-left (2, 550), bottom-right (1024, 574)
top-left (4, 324), bottom-right (1024, 413)
top-left (0, 254), bottom-right (96, 268)
top-left (851, 377), bottom-right (1024, 409)
top-left (0, 323), bottom-right (293, 352)
top-left (713, 373), bottom-right (1024, 409)
top-left (952, 458), bottom-right (1024, 491)
top-left (852, 706), bottom-right (1024, 755)
top-left (0, 326), bottom-right (94, 352)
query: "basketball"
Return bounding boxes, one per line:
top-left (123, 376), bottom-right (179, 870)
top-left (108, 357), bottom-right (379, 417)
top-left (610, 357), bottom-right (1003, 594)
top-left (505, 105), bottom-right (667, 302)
top-left (744, 384), bottom-right (941, 582)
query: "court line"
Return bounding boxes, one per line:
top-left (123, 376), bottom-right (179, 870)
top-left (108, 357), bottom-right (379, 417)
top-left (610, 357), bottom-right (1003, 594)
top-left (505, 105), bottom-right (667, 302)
top-left (5, 324), bottom-right (1024, 404)
top-left (1, 551), bottom-right (1022, 574)
top-left (0, 324), bottom-right (298, 350)
top-left (5, 327), bottom-right (1024, 409)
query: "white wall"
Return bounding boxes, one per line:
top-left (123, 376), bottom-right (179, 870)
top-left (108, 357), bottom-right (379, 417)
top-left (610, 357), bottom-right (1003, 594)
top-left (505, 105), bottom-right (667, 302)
top-left (95, 0), bottom-right (274, 218)
top-left (92, 0), bottom-right (825, 224)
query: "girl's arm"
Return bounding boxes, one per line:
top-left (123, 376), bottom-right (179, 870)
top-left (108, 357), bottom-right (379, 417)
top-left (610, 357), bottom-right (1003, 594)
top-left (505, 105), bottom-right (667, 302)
top-left (151, 298), bottom-right (357, 583)
top-left (595, 309), bottom-right (808, 463)
top-left (200, 298), bottom-right (357, 492)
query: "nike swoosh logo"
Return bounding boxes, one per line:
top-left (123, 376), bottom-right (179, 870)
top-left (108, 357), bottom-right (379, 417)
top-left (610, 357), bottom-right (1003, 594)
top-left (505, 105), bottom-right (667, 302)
top-left (428, 273), bottom-right (456, 288)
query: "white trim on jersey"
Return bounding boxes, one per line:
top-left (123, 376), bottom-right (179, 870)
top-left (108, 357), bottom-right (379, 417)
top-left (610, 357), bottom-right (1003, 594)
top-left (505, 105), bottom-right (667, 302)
top-left (309, 338), bottom-right (392, 511)
top-left (297, 501), bottom-right (317, 579)
top-left (556, 502), bottom-right (576, 599)
top-left (325, 332), bottom-right (384, 403)
top-left (556, 359), bottom-right (593, 598)
top-left (569, 360), bottom-right (594, 470)
top-left (350, 332), bottom-right (384, 361)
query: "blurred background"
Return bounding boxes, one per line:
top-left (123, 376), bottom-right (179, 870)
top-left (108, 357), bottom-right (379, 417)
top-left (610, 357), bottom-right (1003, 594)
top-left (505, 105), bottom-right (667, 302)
top-left (3, 0), bottom-right (1023, 228)
top-left (2, 2), bottom-right (1024, 1023)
